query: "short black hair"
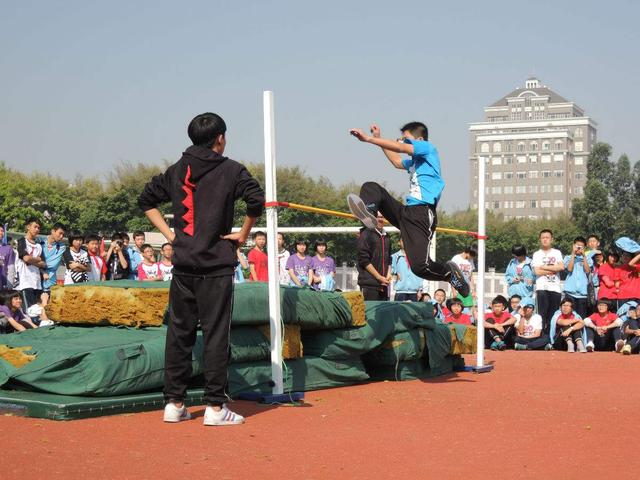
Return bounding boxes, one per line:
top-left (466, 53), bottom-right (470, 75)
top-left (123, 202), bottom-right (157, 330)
top-left (509, 294), bottom-right (522, 301)
top-left (511, 245), bottom-right (527, 257)
top-left (464, 243), bottom-right (478, 258)
top-left (434, 288), bottom-right (446, 296)
top-left (449, 298), bottom-right (463, 308)
top-left (573, 236), bottom-right (587, 245)
top-left (560, 297), bottom-right (574, 307)
top-left (161, 242), bottom-right (172, 250)
top-left (68, 232), bottom-right (84, 243)
top-left (1, 289), bottom-right (21, 307)
top-left (253, 231), bottom-right (266, 239)
top-left (491, 295), bottom-right (508, 307)
top-left (400, 121), bottom-right (428, 141)
top-left (539, 229), bottom-right (553, 237)
top-left (588, 234), bottom-right (600, 242)
top-left (597, 298), bottom-right (611, 309)
top-left (140, 243), bottom-right (154, 252)
top-left (111, 233), bottom-right (123, 242)
top-left (51, 222), bottom-right (66, 232)
top-left (605, 250), bottom-right (620, 262)
top-left (120, 232), bottom-right (130, 241)
top-left (25, 217), bottom-right (40, 228)
top-left (295, 238), bottom-right (307, 246)
top-left (188, 113), bottom-right (227, 148)
top-left (85, 234), bottom-right (100, 243)
top-left (133, 231), bottom-right (145, 239)
top-left (315, 238), bottom-right (327, 248)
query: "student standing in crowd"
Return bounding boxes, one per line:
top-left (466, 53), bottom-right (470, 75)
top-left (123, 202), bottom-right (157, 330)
top-left (562, 236), bottom-right (593, 319)
top-left (513, 298), bottom-right (550, 350)
top-left (584, 299), bottom-right (623, 352)
top-left (105, 233), bottom-right (130, 280)
top-left (158, 243), bottom-right (174, 281)
top-left (234, 248), bottom-right (248, 284)
top-left (618, 249), bottom-right (640, 305)
top-left (15, 218), bottom-right (46, 308)
top-left (85, 234), bottom-right (107, 282)
top-left (450, 245), bottom-right (476, 311)
top-left (598, 251), bottom-right (620, 307)
top-left (585, 234), bottom-right (601, 257)
top-left (137, 244), bottom-right (163, 281)
top-left (277, 233), bottom-right (290, 286)
top-left (286, 239), bottom-right (313, 287)
top-left (505, 245), bottom-right (535, 300)
top-left (531, 229), bottom-right (564, 332)
top-left (248, 231), bottom-right (268, 282)
top-left (483, 295), bottom-right (516, 350)
top-left (356, 212), bottom-right (391, 300)
top-left (62, 232), bottom-right (90, 285)
top-left (311, 239), bottom-right (336, 291)
top-left (127, 231), bottom-right (146, 280)
top-left (432, 288), bottom-right (450, 319)
top-left (0, 224), bottom-right (16, 289)
top-left (41, 223), bottom-right (66, 293)
top-left (139, 111), bottom-right (264, 425)
top-left (391, 237), bottom-right (422, 301)
top-left (550, 298), bottom-right (586, 352)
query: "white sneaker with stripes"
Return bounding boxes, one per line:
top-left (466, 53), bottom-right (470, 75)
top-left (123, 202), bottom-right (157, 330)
top-left (163, 402), bottom-right (191, 423)
top-left (203, 404), bottom-right (245, 426)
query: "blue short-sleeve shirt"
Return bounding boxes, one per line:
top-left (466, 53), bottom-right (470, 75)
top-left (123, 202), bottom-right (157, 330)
top-left (401, 139), bottom-right (445, 206)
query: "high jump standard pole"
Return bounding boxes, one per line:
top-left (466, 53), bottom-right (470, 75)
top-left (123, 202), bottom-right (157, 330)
top-left (263, 91), bottom-right (284, 394)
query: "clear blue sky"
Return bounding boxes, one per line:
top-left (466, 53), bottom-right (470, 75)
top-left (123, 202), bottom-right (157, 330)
top-left (1, 0), bottom-right (638, 211)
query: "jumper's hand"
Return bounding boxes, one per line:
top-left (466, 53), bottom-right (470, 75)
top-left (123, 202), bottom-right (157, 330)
top-left (349, 128), bottom-right (369, 142)
top-left (370, 124), bottom-right (381, 138)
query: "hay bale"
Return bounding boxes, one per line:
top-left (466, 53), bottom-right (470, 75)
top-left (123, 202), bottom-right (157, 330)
top-left (0, 344), bottom-right (36, 368)
top-left (47, 285), bottom-right (168, 327)
top-left (340, 291), bottom-right (366, 327)
top-left (256, 324), bottom-right (303, 359)
top-left (449, 324), bottom-right (477, 355)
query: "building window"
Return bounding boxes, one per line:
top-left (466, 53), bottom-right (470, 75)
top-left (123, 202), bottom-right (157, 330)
top-left (554, 170), bottom-right (564, 177)
top-left (530, 142), bottom-right (538, 151)
top-left (504, 172), bottom-right (514, 180)
top-left (493, 201), bottom-right (500, 209)
top-left (541, 155), bottom-right (551, 163)
top-left (516, 201), bottom-right (526, 209)
top-left (575, 157), bottom-right (584, 166)
top-left (505, 156), bottom-right (513, 164)
top-left (541, 185), bottom-right (551, 193)
top-left (575, 127), bottom-right (583, 138)
top-left (530, 200), bottom-right (538, 208)
top-left (553, 184), bottom-right (563, 193)
top-left (504, 186), bottom-right (514, 194)
top-left (492, 157), bottom-right (502, 165)
top-left (517, 142), bottom-right (525, 152)
top-left (554, 141), bottom-right (563, 150)
top-left (516, 171), bottom-right (527, 179)
top-left (554, 154), bottom-right (564, 162)
top-left (542, 171), bottom-right (551, 178)
top-left (493, 143), bottom-right (502, 153)
top-left (492, 172), bottom-right (502, 180)
top-left (575, 172), bottom-right (583, 180)
top-left (575, 141), bottom-right (583, 152)
top-left (481, 143), bottom-right (490, 153)
top-left (505, 142), bottom-right (512, 152)
top-left (529, 185), bottom-right (538, 193)
top-left (574, 187), bottom-right (583, 194)
top-left (485, 202), bottom-right (490, 209)
top-left (530, 155), bottom-right (538, 163)
top-left (529, 215), bottom-right (538, 220)
top-left (517, 156), bottom-right (527, 163)
top-left (542, 141), bottom-right (550, 151)
top-left (516, 185), bottom-right (526, 193)
top-left (529, 171), bottom-right (539, 179)
top-left (541, 200), bottom-right (551, 208)
top-left (492, 186), bottom-right (502, 194)
top-left (553, 200), bottom-right (564, 208)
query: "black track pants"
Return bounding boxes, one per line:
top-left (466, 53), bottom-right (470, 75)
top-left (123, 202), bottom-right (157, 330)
top-left (164, 273), bottom-right (233, 406)
top-left (360, 182), bottom-right (449, 281)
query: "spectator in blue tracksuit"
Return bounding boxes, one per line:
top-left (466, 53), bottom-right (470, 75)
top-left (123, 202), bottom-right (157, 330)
top-left (563, 236), bottom-right (593, 320)
top-left (391, 237), bottom-right (423, 302)
top-left (505, 245), bottom-right (535, 299)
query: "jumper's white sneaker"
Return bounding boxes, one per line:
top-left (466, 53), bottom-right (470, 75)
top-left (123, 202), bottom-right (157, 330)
top-left (163, 402), bottom-right (191, 423)
top-left (203, 405), bottom-right (245, 426)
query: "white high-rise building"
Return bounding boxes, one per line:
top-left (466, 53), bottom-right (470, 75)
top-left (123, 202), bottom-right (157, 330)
top-left (469, 78), bottom-right (597, 219)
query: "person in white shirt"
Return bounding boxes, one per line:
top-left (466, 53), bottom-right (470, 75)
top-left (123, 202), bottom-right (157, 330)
top-left (277, 233), bottom-right (291, 286)
top-left (158, 242), bottom-right (174, 281)
top-left (531, 229), bottom-right (564, 333)
top-left (513, 298), bottom-right (551, 350)
top-left (450, 245), bottom-right (477, 311)
top-left (15, 218), bottom-right (46, 308)
top-left (85, 234), bottom-right (107, 282)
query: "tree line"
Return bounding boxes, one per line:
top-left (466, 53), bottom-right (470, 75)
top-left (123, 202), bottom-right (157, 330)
top-left (0, 142), bottom-right (637, 271)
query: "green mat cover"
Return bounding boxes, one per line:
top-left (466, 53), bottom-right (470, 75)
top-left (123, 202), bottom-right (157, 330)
top-left (365, 358), bottom-right (462, 381)
top-left (363, 329), bottom-right (426, 366)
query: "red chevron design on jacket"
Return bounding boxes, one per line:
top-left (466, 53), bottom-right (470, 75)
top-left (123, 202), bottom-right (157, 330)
top-left (181, 165), bottom-right (196, 236)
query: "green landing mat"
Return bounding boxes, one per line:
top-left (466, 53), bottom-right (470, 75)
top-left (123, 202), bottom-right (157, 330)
top-left (0, 388), bottom-right (207, 421)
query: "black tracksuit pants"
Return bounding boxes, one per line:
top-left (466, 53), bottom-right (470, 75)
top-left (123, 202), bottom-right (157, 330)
top-left (514, 334), bottom-right (550, 350)
top-left (536, 290), bottom-right (562, 333)
top-left (360, 182), bottom-right (449, 281)
top-left (164, 273), bottom-right (233, 406)
top-left (586, 327), bottom-right (622, 351)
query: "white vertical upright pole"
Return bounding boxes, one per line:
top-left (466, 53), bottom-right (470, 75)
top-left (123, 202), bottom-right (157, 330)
top-left (263, 91), bottom-right (284, 394)
top-left (476, 156), bottom-right (486, 367)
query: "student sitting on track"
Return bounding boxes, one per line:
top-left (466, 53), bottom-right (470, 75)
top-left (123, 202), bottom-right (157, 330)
top-left (513, 298), bottom-right (550, 350)
top-left (483, 295), bottom-right (516, 350)
top-left (584, 299), bottom-right (624, 352)
top-left (550, 298), bottom-right (587, 353)
top-left (431, 288), bottom-right (450, 320)
top-left (620, 302), bottom-right (640, 355)
top-left (444, 298), bottom-right (472, 325)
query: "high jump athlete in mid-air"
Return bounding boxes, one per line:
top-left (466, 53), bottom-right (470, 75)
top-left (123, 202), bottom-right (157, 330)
top-left (348, 122), bottom-right (470, 297)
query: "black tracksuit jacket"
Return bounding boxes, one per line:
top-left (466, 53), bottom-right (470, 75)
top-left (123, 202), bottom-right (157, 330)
top-left (138, 145), bottom-right (264, 276)
top-left (356, 227), bottom-right (392, 288)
